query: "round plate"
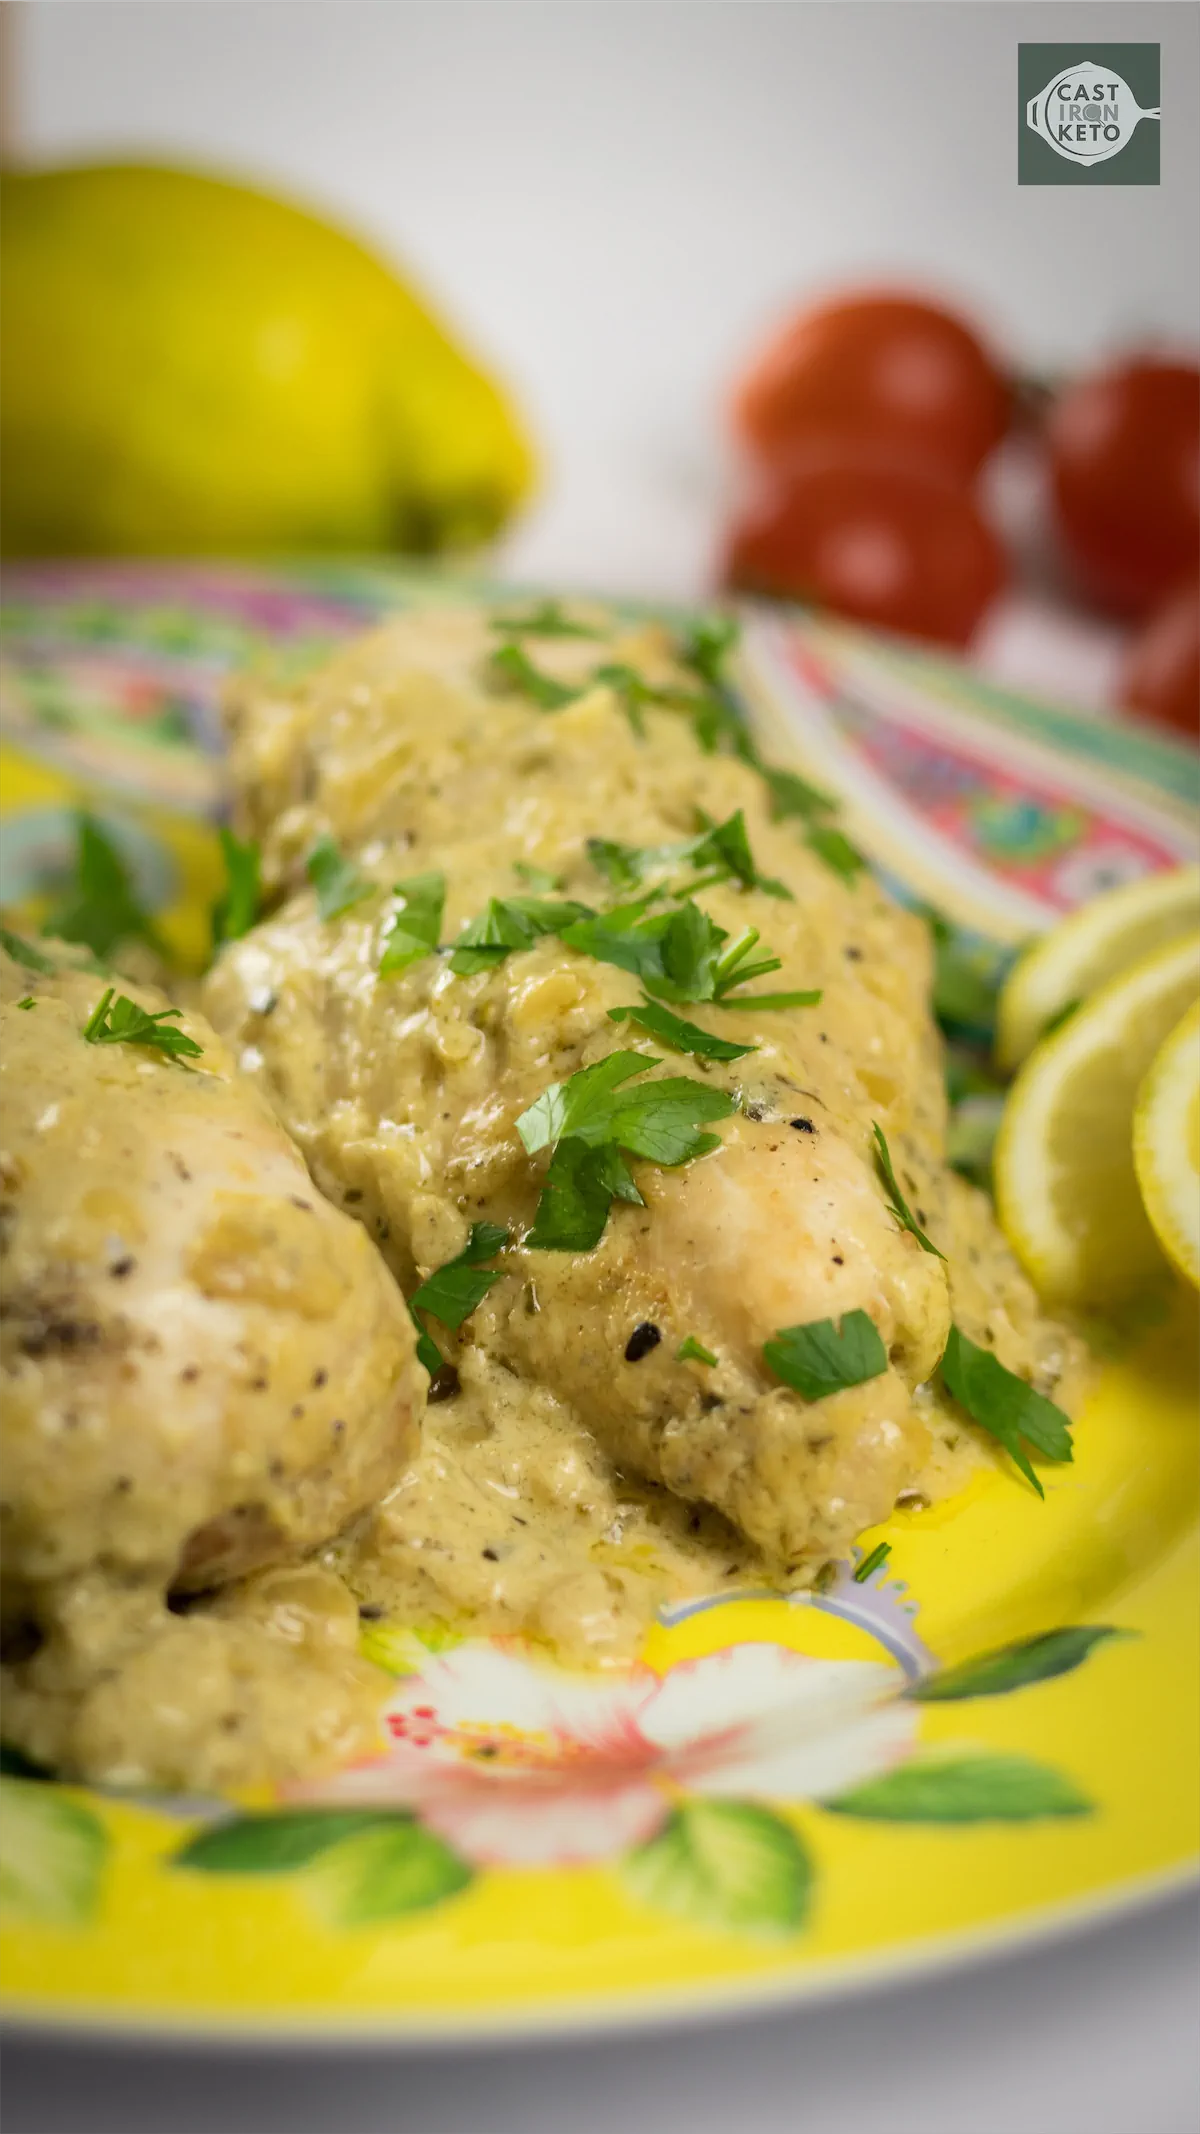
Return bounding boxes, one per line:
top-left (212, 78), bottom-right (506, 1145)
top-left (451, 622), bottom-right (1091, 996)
top-left (1, 565), bottom-right (1197, 2041)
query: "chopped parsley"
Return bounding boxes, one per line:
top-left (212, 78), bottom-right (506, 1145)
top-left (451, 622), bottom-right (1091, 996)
top-left (490, 642), bottom-right (581, 711)
top-left (1, 925), bottom-right (56, 974)
top-left (853, 1541), bottom-right (892, 1583)
top-left (518, 1051), bottom-right (735, 1251)
top-left (920, 908), bottom-right (1002, 1033)
top-left (379, 871), bottom-right (445, 976)
top-left (449, 895), bottom-right (594, 977)
top-left (306, 835), bottom-right (374, 921)
top-left (805, 824), bottom-right (866, 884)
top-left (408, 1222), bottom-right (510, 1375)
top-left (939, 1325), bottom-right (1073, 1497)
top-left (763, 1310), bottom-right (888, 1402)
top-left (586, 810), bottom-right (790, 899)
top-left (761, 765), bottom-right (837, 824)
top-left (872, 1123), bottom-right (946, 1259)
top-left (562, 899), bottom-right (793, 1009)
top-left (677, 613), bottom-right (740, 688)
top-left (15, 996), bottom-right (36, 1010)
top-left (676, 1335), bottom-right (718, 1366)
top-left (211, 827), bottom-right (261, 946)
top-left (718, 988), bottom-right (823, 1011)
top-left (490, 600), bottom-right (602, 640)
top-left (939, 1323), bottom-right (1067, 1493)
top-left (513, 861), bottom-right (562, 892)
top-left (81, 987), bottom-right (204, 1062)
top-left (607, 998), bottom-right (757, 1061)
top-left (42, 812), bottom-right (164, 961)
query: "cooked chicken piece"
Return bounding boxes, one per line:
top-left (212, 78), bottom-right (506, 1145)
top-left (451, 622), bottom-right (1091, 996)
top-left (204, 603), bottom-right (1083, 1582)
top-left (0, 941), bottom-right (425, 1783)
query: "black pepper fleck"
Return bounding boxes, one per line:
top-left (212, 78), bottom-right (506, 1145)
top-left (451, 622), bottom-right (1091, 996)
top-left (109, 1256), bottom-right (135, 1278)
top-left (624, 1322), bottom-right (662, 1363)
top-left (789, 1118), bottom-right (815, 1134)
top-left (312, 1369), bottom-right (327, 1389)
top-left (482, 1547), bottom-right (500, 1562)
top-left (428, 1363), bottom-right (461, 1403)
top-left (358, 1604), bottom-right (384, 1621)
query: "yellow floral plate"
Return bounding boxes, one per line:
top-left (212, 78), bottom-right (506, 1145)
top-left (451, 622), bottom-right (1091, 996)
top-left (1, 565), bottom-right (1197, 2042)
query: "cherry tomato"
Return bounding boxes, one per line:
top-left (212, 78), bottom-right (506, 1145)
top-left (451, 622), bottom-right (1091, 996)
top-left (721, 447), bottom-right (1007, 648)
top-left (1048, 358), bottom-right (1200, 618)
top-left (1119, 583), bottom-right (1199, 740)
top-left (733, 292), bottom-right (1010, 483)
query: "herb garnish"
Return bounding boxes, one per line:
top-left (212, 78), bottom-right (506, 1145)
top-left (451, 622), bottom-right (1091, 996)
top-left (490, 642), bottom-right (581, 711)
top-left (408, 1222), bottom-right (510, 1376)
top-left (677, 613), bottom-right (740, 689)
top-left (561, 899), bottom-right (800, 1009)
top-left (939, 1326), bottom-right (1072, 1497)
top-left (805, 825), bottom-right (866, 884)
top-left (676, 1336), bottom-right (718, 1366)
top-left (306, 835), bottom-right (373, 921)
top-left (586, 810), bottom-right (791, 900)
top-left (379, 872), bottom-right (445, 976)
top-left (513, 861), bottom-right (562, 892)
top-left (1, 926), bottom-right (56, 974)
top-left (872, 1124), bottom-right (946, 1259)
top-left (607, 998), bottom-right (757, 1061)
top-left (490, 600), bottom-right (602, 640)
top-left (81, 987), bottom-right (204, 1062)
top-left (43, 812), bottom-right (165, 961)
top-left (854, 1541), bottom-right (892, 1583)
top-left (449, 895), bottom-right (594, 977)
top-left (518, 1051), bottom-right (735, 1252)
top-left (15, 996), bottom-right (36, 1010)
top-left (211, 827), bottom-right (261, 946)
top-left (761, 765), bottom-right (837, 824)
top-left (763, 1310), bottom-right (888, 1401)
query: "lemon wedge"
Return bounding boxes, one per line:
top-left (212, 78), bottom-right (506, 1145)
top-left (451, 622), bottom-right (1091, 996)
top-left (1134, 1001), bottom-right (1200, 1291)
top-left (995, 865), bottom-right (1200, 1073)
top-left (994, 931), bottom-right (1200, 1304)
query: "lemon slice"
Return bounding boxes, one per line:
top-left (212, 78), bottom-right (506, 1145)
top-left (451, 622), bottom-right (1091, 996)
top-left (994, 931), bottom-right (1200, 1304)
top-left (1134, 1001), bottom-right (1200, 1290)
top-left (996, 865), bottom-right (1200, 1072)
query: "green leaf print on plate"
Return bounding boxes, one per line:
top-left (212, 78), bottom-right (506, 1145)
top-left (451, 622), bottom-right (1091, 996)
top-left (0, 1776), bottom-right (109, 1926)
top-left (174, 1808), bottom-right (408, 1875)
top-left (908, 1626), bottom-right (1132, 1703)
top-left (823, 1754), bottom-right (1092, 1824)
top-left (624, 1800), bottom-right (813, 1936)
top-left (303, 1821), bottom-right (475, 1929)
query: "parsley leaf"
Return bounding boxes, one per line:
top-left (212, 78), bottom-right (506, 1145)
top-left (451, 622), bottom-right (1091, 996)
top-left (449, 895), bottom-right (594, 977)
top-left (562, 899), bottom-right (799, 1010)
top-left (805, 825), bottom-right (866, 884)
top-left (411, 1222), bottom-right (509, 1329)
top-left (919, 908), bottom-right (1003, 1034)
top-left (518, 1052), bottom-right (734, 1251)
top-left (854, 1541), bottom-right (892, 1583)
top-left (872, 1123), bottom-right (946, 1259)
top-left (379, 871), bottom-right (445, 976)
top-left (306, 835), bottom-right (374, 921)
top-left (490, 642), bottom-right (581, 711)
top-left (762, 766), bottom-right (837, 824)
top-left (525, 1140), bottom-right (642, 1251)
top-left (513, 861), bottom-right (562, 892)
top-left (607, 998), bottom-right (757, 1061)
top-left (490, 600), bottom-right (602, 640)
top-left (15, 996), bottom-right (36, 1010)
top-left (939, 1325), bottom-right (1073, 1498)
top-left (677, 613), bottom-right (740, 687)
top-left (763, 1310), bottom-right (888, 1401)
top-left (81, 987), bottom-right (204, 1062)
top-left (1, 925), bottom-right (56, 974)
top-left (676, 1335), bottom-right (718, 1366)
top-left (211, 827), bottom-right (261, 946)
top-left (718, 990), bottom-right (823, 1011)
top-left (43, 812), bottom-right (164, 961)
top-left (585, 812), bottom-right (781, 897)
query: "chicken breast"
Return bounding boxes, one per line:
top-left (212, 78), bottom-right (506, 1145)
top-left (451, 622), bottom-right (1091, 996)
top-left (0, 939), bottom-right (425, 1785)
top-left (204, 602), bottom-right (1086, 1599)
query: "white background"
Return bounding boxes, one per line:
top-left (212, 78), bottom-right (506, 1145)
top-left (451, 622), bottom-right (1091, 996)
top-left (5, 9), bottom-right (1199, 2131)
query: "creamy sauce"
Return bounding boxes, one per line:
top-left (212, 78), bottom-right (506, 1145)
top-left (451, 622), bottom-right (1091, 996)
top-left (2, 599), bottom-right (1092, 1793)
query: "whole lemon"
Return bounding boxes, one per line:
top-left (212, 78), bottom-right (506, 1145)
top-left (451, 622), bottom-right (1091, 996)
top-left (0, 162), bottom-right (535, 557)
